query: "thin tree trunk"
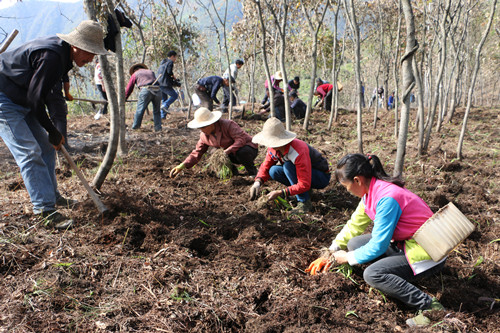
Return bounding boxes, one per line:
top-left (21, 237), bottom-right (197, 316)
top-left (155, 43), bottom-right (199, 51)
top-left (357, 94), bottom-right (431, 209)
top-left (392, 0), bottom-right (402, 138)
top-left (328, 1), bottom-right (340, 130)
top-left (394, 0), bottom-right (417, 177)
top-left (84, 0), bottom-right (121, 190)
top-left (343, 0), bottom-right (363, 153)
top-left (423, 0), bottom-right (451, 153)
top-left (301, 1), bottom-right (329, 131)
top-left (457, 0), bottom-right (497, 159)
top-left (254, 0), bottom-right (275, 117)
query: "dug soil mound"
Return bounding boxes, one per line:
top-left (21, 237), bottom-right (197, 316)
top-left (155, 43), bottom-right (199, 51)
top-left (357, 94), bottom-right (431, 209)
top-left (0, 106), bottom-right (499, 332)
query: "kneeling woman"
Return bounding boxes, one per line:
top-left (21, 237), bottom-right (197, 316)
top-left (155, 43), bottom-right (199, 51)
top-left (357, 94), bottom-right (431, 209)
top-left (306, 154), bottom-right (446, 327)
top-left (249, 117), bottom-right (331, 214)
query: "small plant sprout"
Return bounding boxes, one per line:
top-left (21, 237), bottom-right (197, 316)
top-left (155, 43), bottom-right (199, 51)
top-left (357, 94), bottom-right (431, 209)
top-left (345, 310), bottom-right (359, 318)
top-left (336, 263), bottom-right (358, 284)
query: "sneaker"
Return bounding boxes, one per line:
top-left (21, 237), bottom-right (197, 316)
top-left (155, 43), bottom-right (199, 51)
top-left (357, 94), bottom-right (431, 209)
top-left (94, 111), bottom-right (102, 120)
top-left (290, 200), bottom-right (312, 214)
top-left (406, 298), bottom-right (444, 327)
top-left (55, 196), bottom-right (78, 208)
top-left (39, 210), bottom-right (74, 230)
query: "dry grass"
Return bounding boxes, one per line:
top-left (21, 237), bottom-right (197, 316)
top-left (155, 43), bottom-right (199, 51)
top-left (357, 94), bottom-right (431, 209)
top-left (205, 149), bottom-right (234, 179)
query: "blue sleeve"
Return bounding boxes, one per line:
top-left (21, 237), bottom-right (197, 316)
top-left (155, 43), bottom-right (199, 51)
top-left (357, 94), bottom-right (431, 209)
top-left (353, 197), bottom-right (402, 264)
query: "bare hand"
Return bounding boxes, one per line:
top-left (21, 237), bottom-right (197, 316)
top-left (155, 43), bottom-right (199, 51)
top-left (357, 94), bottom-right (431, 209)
top-left (333, 250), bottom-right (349, 264)
top-left (266, 190), bottom-right (282, 201)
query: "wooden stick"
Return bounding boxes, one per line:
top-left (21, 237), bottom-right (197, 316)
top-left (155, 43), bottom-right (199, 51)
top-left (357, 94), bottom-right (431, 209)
top-left (0, 29), bottom-right (19, 54)
top-left (72, 97), bottom-right (137, 104)
top-left (60, 146), bottom-right (108, 214)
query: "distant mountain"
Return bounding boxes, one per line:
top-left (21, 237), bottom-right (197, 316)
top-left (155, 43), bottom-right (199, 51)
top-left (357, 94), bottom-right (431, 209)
top-left (0, 1), bottom-right (86, 48)
top-left (0, 0), bottom-right (242, 50)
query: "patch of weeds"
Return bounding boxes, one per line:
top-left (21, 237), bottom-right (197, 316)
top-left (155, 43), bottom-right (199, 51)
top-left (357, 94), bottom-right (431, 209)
top-left (170, 287), bottom-right (192, 302)
top-left (468, 255), bottom-right (484, 280)
top-left (335, 263), bottom-right (358, 284)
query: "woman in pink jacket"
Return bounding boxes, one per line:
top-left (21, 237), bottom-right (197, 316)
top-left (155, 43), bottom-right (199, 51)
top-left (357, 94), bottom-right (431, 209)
top-left (170, 108), bottom-right (258, 177)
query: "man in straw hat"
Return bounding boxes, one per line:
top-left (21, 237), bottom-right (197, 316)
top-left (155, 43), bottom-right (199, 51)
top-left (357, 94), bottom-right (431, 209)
top-left (0, 20), bottom-right (108, 229)
top-left (126, 63), bottom-right (162, 132)
top-left (250, 117), bottom-right (331, 214)
top-left (170, 107), bottom-right (258, 178)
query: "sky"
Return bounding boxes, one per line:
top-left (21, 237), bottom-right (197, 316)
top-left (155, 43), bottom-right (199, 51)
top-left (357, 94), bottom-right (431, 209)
top-left (0, 0), bottom-right (80, 10)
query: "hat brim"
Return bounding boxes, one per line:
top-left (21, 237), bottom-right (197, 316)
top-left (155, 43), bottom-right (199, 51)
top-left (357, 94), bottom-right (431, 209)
top-left (187, 111), bottom-right (222, 129)
top-left (57, 33), bottom-right (109, 55)
top-left (252, 130), bottom-right (296, 148)
top-left (129, 63), bottom-right (148, 75)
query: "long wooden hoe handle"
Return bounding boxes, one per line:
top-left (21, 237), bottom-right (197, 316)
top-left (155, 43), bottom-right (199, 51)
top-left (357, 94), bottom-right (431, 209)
top-left (60, 146), bottom-right (109, 214)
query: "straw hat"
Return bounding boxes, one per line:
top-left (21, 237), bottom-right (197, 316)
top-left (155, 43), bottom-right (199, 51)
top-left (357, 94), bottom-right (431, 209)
top-left (274, 71), bottom-right (283, 80)
top-left (187, 107), bottom-right (222, 129)
top-left (57, 20), bottom-right (108, 55)
top-left (129, 63), bottom-right (148, 75)
top-left (252, 117), bottom-right (296, 148)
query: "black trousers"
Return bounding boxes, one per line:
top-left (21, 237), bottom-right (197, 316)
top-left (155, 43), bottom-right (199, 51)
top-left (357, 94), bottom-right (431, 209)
top-left (228, 145), bottom-right (258, 174)
top-left (196, 85), bottom-right (214, 111)
top-left (222, 85), bottom-right (236, 110)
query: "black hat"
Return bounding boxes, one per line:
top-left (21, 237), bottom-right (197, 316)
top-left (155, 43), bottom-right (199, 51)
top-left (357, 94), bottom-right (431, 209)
top-left (294, 76), bottom-right (300, 82)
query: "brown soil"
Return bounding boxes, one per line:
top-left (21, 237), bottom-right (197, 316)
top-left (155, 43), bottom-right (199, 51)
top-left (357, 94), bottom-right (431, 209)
top-left (0, 105), bottom-right (499, 332)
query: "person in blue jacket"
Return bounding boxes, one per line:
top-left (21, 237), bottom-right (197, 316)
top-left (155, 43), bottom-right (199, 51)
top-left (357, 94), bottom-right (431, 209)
top-left (195, 75), bottom-right (233, 111)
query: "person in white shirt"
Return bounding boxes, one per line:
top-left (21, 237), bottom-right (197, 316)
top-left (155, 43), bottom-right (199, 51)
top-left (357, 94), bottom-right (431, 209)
top-left (221, 59), bottom-right (244, 112)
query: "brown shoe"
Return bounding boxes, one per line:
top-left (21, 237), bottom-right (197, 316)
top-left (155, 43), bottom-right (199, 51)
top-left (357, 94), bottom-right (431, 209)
top-left (39, 210), bottom-right (74, 230)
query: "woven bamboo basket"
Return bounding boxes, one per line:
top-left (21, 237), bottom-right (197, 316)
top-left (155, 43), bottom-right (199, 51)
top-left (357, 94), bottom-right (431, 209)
top-left (413, 202), bottom-right (475, 262)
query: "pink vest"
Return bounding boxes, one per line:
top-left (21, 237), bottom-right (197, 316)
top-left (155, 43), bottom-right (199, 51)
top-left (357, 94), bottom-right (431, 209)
top-left (364, 179), bottom-right (433, 241)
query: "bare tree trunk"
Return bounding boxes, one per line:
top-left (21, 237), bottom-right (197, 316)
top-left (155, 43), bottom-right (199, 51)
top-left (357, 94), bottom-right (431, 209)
top-left (301, 1), bottom-right (329, 131)
top-left (423, 0), bottom-right (451, 153)
top-left (333, 29), bottom-right (346, 122)
top-left (266, 0), bottom-right (291, 129)
top-left (84, 0), bottom-right (121, 190)
top-left (343, 0), bottom-right (363, 153)
top-left (458, 0), bottom-right (497, 159)
top-left (208, 0), bottom-right (233, 119)
top-left (164, 0), bottom-right (193, 119)
top-left (392, 0), bottom-right (402, 138)
top-left (254, 0), bottom-right (275, 117)
top-left (328, 1), bottom-right (340, 130)
top-left (373, 0), bottom-right (384, 129)
top-left (394, 0), bottom-right (417, 177)
top-left (413, 57), bottom-right (425, 156)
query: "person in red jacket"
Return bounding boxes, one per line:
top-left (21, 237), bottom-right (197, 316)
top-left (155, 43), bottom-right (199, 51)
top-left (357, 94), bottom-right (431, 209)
top-left (314, 82), bottom-right (343, 111)
top-left (249, 117), bottom-right (331, 213)
top-left (170, 107), bottom-right (258, 177)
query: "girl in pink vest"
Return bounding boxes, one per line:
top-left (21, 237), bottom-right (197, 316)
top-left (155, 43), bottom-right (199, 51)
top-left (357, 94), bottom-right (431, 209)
top-left (306, 153), bottom-right (446, 327)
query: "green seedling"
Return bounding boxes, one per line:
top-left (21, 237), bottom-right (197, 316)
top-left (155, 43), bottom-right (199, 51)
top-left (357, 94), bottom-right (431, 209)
top-left (336, 263), bottom-right (358, 284)
top-left (345, 310), bottom-right (359, 318)
top-left (53, 262), bottom-right (74, 267)
top-left (198, 219), bottom-right (212, 227)
top-left (218, 164), bottom-right (232, 180)
top-left (473, 256), bottom-right (484, 268)
top-left (489, 239), bottom-right (500, 244)
top-left (275, 196), bottom-right (292, 210)
top-left (170, 288), bottom-right (192, 302)
top-left (369, 287), bottom-right (387, 303)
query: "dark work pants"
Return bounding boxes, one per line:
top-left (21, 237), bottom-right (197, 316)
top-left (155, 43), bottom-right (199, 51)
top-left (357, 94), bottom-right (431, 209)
top-left (46, 81), bottom-right (68, 146)
top-left (96, 84), bottom-right (108, 114)
top-left (348, 234), bottom-right (446, 310)
top-left (228, 145), bottom-right (258, 174)
top-left (196, 85), bottom-right (214, 111)
top-left (222, 85), bottom-right (236, 111)
top-left (324, 90), bottom-right (333, 111)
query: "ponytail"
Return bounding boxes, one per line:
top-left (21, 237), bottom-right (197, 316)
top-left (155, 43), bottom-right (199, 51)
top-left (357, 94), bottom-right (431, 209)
top-left (335, 153), bottom-right (405, 187)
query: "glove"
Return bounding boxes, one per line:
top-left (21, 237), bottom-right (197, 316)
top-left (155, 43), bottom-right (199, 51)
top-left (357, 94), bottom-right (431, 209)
top-left (305, 257), bottom-right (331, 275)
top-left (48, 130), bottom-right (64, 150)
top-left (249, 181), bottom-right (261, 201)
top-left (170, 163), bottom-right (186, 178)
